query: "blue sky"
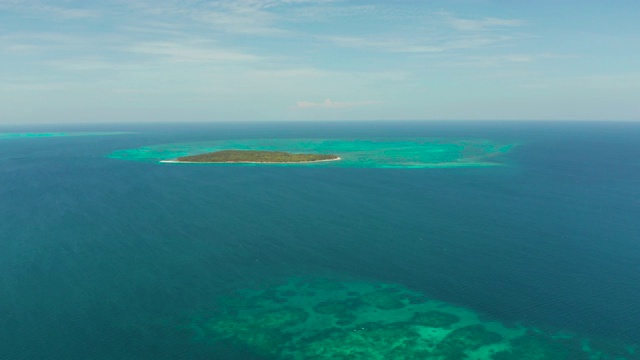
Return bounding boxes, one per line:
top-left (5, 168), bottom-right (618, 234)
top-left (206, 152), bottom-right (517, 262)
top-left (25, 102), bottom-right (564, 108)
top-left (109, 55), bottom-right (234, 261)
top-left (1, 0), bottom-right (639, 123)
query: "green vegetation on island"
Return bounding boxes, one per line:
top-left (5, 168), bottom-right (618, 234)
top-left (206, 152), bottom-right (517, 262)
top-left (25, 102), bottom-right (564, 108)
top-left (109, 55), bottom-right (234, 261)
top-left (173, 150), bottom-right (340, 163)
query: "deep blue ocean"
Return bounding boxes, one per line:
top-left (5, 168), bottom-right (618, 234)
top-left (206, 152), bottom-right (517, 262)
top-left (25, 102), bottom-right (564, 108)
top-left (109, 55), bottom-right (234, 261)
top-left (1, 121), bottom-right (639, 359)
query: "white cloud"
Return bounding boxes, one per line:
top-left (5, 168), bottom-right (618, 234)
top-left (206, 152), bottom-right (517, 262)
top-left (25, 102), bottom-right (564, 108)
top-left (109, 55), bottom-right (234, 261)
top-left (321, 35), bottom-right (444, 53)
top-left (46, 57), bottom-right (136, 71)
top-left (193, 0), bottom-right (286, 35)
top-left (38, 5), bottom-right (97, 19)
top-left (286, 3), bottom-right (375, 23)
top-left (0, 1), bottom-right (97, 19)
top-left (319, 11), bottom-right (527, 54)
top-left (444, 14), bottom-right (525, 32)
top-left (291, 98), bottom-right (376, 109)
top-left (127, 41), bottom-right (260, 62)
top-left (119, 0), bottom-right (298, 35)
top-left (322, 32), bottom-right (518, 53)
top-left (524, 72), bottom-right (640, 91)
top-left (0, 32), bottom-right (98, 58)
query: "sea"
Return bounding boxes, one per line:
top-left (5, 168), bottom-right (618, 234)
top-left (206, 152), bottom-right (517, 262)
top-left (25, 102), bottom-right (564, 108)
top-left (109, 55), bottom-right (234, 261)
top-left (0, 120), bottom-right (639, 359)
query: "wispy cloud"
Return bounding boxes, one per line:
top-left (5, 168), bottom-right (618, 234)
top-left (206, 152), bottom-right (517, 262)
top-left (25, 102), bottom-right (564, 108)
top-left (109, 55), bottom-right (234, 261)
top-left (38, 5), bottom-right (97, 19)
top-left (45, 57), bottom-right (137, 71)
top-left (194, 0), bottom-right (348, 34)
top-left (112, 0), bottom-right (364, 36)
top-left (0, 32), bottom-right (96, 56)
top-left (1, 43), bottom-right (38, 54)
top-left (291, 98), bottom-right (376, 109)
top-left (443, 15), bottom-right (525, 32)
top-left (0, 1), bottom-right (97, 19)
top-left (127, 41), bottom-right (260, 62)
top-left (0, 79), bottom-right (74, 92)
top-left (286, 3), bottom-right (376, 23)
top-left (191, 2), bottom-right (283, 35)
top-left (319, 12), bottom-right (526, 54)
top-left (446, 53), bottom-right (578, 68)
top-left (321, 35), bottom-right (445, 53)
top-left (119, 0), bottom-right (312, 35)
top-left (524, 72), bottom-right (640, 91)
top-left (321, 33), bottom-right (518, 54)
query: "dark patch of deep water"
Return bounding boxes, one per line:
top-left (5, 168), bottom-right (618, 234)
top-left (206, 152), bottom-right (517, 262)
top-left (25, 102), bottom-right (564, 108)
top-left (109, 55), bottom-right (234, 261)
top-left (1, 121), bottom-right (639, 359)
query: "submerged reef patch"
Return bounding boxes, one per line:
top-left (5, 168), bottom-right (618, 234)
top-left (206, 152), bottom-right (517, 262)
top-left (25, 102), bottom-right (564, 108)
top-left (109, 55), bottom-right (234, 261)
top-left (108, 138), bottom-right (514, 168)
top-left (185, 277), bottom-right (635, 359)
top-left (360, 289), bottom-right (406, 310)
top-left (298, 322), bottom-right (427, 360)
top-left (410, 311), bottom-right (460, 328)
top-left (313, 299), bottom-right (362, 315)
top-left (433, 325), bottom-right (503, 359)
top-left (491, 332), bottom-right (589, 360)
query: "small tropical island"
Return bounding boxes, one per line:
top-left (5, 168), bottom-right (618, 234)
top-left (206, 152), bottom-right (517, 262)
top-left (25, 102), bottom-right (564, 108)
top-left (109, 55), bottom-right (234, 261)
top-left (161, 150), bottom-right (341, 164)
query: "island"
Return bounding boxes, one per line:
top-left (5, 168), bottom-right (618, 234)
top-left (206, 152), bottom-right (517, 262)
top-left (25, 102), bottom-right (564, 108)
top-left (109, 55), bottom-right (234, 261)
top-left (161, 150), bottom-right (341, 164)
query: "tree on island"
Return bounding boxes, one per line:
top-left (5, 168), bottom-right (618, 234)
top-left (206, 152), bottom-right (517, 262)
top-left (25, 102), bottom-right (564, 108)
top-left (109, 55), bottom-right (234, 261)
top-left (175, 150), bottom-right (340, 163)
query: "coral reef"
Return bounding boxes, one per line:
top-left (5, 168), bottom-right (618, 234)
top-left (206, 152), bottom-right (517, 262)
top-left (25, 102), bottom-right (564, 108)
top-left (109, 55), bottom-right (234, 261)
top-left (298, 322), bottom-right (429, 360)
top-left (360, 289), bottom-right (406, 310)
top-left (111, 138), bottom-right (514, 168)
top-left (186, 277), bottom-right (637, 360)
top-left (410, 311), bottom-right (460, 328)
top-left (433, 325), bottom-right (502, 359)
top-left (196, 307), bottom-right (309, 356)
top-left (254, 307), bottom-right (309, 328)
top-left (491, 332), bottom-right (589, 360)
top-left (313, 299), bottom-right (362, 315)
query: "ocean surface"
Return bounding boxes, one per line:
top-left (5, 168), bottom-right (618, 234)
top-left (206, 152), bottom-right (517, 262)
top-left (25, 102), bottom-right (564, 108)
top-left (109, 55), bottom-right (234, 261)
top-left (1, 121), bottom-right (639, 359)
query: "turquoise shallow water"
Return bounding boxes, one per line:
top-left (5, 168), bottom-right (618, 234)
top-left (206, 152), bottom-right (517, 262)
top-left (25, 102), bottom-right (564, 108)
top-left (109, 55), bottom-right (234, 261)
top-left (190, 276), bottom-right (631, 359)
top-left (108, 138), bottom-right (513, 168)
top-left (1, 121), bottom-right (639, 359)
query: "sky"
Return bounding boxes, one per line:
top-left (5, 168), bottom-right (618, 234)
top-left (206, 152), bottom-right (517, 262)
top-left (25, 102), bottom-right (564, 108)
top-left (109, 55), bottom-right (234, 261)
top-left (1, 0), bottom-right (639, 124)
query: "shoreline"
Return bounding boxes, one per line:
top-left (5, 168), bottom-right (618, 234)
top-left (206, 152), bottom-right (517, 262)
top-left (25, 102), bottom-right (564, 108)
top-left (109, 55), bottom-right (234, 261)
top-left (159, 157), bottom-right (341, 164)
